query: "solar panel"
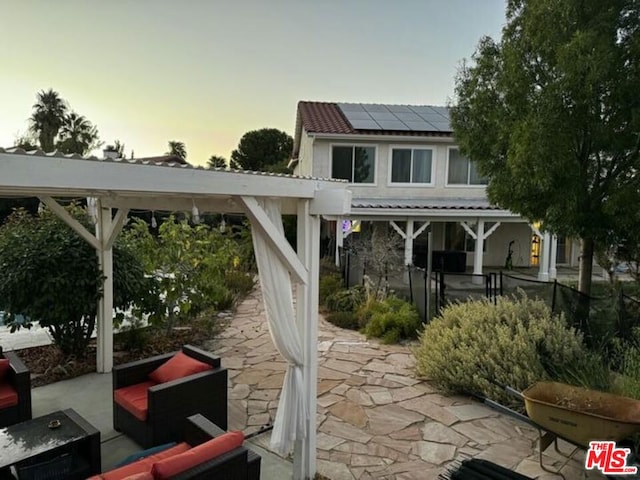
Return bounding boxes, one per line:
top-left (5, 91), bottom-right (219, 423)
top-left (337, 103), bottom-right (452, 132)
top-left (338, 103), bottom-right (366, 112)
top-left (363, 104), bottom-right (389, 113)
top-left (349, 119), bottom-right (382, 130)
top-left (377, 120), bottom-right (411, 131)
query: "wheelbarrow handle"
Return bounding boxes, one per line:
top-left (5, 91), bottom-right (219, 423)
top-left (505, 386), bottom-right (525, 400)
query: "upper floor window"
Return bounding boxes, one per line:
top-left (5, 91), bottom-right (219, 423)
top-left (332, 146), bottom-right (375, 184)
top-left (390, 148), bottom-right (433, 184)
top-left (447, 148), bottom-right (488, 185)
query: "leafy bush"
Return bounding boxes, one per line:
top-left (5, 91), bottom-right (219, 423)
top-left (325, 311), bottom-right (359, 330)
top-left (319, 274), bottom-right (344, 305)
top-left (613, 345), bottom-right (640, 399)
top-left (224, 271), bottom-right (255, 297)
top-left (362, 297), bottom-right (421, 344)
top-left (0, 206), bottom-right (149, 357)
top-left (414, 293), bottom-right (596, 407)
top-left (326, 286), bottom-right (366, 313)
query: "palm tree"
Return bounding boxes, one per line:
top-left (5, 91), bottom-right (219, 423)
top-left (56, 112), bottom-right (101, 155)
top-left (166, 141), bottom-right (187, 160)
top-left (104, 140), bottom-right (126, 158)
top-left (29, 89), bottom-right (67, 152)
top-left (207, 155), bottom-right (226, 169)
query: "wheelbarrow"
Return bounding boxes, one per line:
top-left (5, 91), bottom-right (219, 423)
top-left (482, 381), bottom-right (640, 479)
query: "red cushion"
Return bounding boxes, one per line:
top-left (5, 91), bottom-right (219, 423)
top-left (101, 458), bottom-right (154, 480)
top-left (0, 382), bottom-right (18, 409)
top-left (122, 474), bottom-right (153, 480)
top-left (148, 352), bottom-right (212, 384)
top-left (151, 431), bottom-right (244, 479)
top-left (114, 381), bottom-right (156, 421)
top-left (0, 359), bottom-right (10, 380)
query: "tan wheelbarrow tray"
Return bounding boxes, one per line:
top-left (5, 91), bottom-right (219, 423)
top-left (483, 381), bottom-right (640, 478)
top-left (522, 381), bottom-right (640, 449)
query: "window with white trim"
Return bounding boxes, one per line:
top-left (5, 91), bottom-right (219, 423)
top-left (390, 148), bottom-right (432, 184)
top-left (331, 146), bottom-right (375, 183)
top-left (447, 148), bottom-right (488, 185)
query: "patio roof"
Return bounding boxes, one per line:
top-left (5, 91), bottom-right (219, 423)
top-left (0, 147), bottom-right (352, 479)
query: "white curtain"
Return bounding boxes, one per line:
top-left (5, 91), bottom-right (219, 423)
top-left (251, 198), bottom-right (306, 455)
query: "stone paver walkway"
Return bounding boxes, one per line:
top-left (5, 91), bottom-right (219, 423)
top-left (206, 288), bottom-right (603, 480)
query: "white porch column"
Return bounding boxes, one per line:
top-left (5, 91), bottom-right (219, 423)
top-left (96, 201), bottom-right (114, 373)
top-left (294, 200), bottom-right (320, 480)
top-left (335, 218), bottom-right (343, 267)
top-left (538, 232), bottom-right (551, 281)
top-left (473, 220), bottom-right (485, 276)
top-left (404, 219), bottom-right (415, 267)
top-left (549, 234), bottom-right (558, 280)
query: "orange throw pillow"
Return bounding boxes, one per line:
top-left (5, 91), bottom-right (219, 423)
top-left (148, 352), bottom-right (212, 384)
top-left (151, 431), bottom-right (244, 479)
top-left (0, 359), bottom-right (10, 380)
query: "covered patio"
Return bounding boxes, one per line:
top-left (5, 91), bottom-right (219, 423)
top-left (0, 147), bottom-right (351, 479)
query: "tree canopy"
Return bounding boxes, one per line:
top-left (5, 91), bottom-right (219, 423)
top-left (57, 111), bottom-right (101, 155)
top-left (230, 128), bottom-right (293, 172)
top-left (450, 0), bottom-right (640, 294)
top-left (29, 89), bottom-right (67, 152)
top-left (167, 140), bottom-right (187, 160)
top-left (207, 155), bottom-right (227, 169)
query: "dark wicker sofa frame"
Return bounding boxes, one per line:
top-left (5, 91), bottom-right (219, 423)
top-left (113, 345), bottom-right (228, 448)
top-left (0, 346), bottom-right (32, 428)
top-left (172, 414), bottom-right (261, 480)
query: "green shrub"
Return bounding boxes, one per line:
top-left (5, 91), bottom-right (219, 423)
top-left (319, 274), bottom-right (344, 306)
top-left (362, 297), bottom-right (421, 344)
top-left (325, 311), bottom-right (359, 330)
top-left (612, 344), bottom-right (640, 399)
top-left (224, 271), bottom-right (255, 296)
top-left (326, 286), bottom-right (366, 313)
top-left (414, 293), bottom-right (595, 408)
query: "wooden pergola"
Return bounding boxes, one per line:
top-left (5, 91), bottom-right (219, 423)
top-left (0, 148), bottom-right (351, 479)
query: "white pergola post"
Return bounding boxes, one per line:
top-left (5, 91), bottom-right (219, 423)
top-left (96, 201), bottom-right (114, 373)
top-left (538, 232), bottom-right (551, 281)
top-left (473, 220), bottom-right (485, 278)
top-left (294, 200), bottom-right (320, 480)
top-left (335, 217), bottom-right (343, 267)
top-left (404, 219), bottom-right (415, 267)
top-left (549, 234), bottom-right (558, 280)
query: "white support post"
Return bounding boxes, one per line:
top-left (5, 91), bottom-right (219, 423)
top-left (549, 235), bottom-right (558, 280)
top-left (404, 220), bottom-right (414, 267)
top-left (293, 200), bottom-right (320, 480)
top-left (335, 218), bottom-right (342, 267)
top-left (538, 232), bottom-right (551, 281)
top-left (473, 220), bottom-right (485, 281)
top-left (96, 200), bottom-right (114, 373)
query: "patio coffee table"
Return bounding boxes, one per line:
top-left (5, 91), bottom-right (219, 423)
top-left (0, 409), bottom-right (100, 479)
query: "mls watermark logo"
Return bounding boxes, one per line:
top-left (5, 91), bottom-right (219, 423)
top-left (585, 441), bottom-right (638, 475)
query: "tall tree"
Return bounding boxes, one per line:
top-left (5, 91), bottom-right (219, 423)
top-left (12, 131), bottom-right (38, 150)
top-left (207, 155), bottom-right (227, 169)
top-left (56, 112), bottom-right (101, 155)
top-left (166, 140), bottom-right (187, 160)
top-left (230, 128), bottom-right (293, 172)
top-left (104, 140), bottom-right (126, 158)
top-left (450, 0), bottom-right (640, 296)
top-left (29, 89), bottom-right (67, 152)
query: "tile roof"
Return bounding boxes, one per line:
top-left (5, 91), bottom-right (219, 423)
top-left (297, 101), bottom-right (454, 138)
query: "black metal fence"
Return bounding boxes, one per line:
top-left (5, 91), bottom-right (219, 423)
top-left (406, 266), bottom-right (640, 347)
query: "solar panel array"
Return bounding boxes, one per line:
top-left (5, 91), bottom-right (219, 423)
top-left (337, 103), bottom-right (451, 132)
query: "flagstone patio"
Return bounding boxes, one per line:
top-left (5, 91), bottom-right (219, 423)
top-left (205, 287), bottom-right (605, 480)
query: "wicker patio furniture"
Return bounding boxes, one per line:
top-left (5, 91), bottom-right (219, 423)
top-left (0, 346), bottom-right (32, 428)
top-left (92, 414), bottom-right (260, 480)
top-left (113, 345), bottom-right (228, 448)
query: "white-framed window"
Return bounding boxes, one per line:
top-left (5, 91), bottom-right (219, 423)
top-left (331, 145), bottom-right (376, 184)
top-left (447, 147), bottom-right (488, 185)
top-left (389, 147), bottom-right (433, 185)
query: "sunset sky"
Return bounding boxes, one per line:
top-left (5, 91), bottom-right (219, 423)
top-left (0, 1), bottom-right (506, 166)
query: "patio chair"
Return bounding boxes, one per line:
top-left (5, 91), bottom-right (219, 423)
top-left (113, 345), bottom-right (228, 448)
top-left (91, 414), bottom-right (260, 479)
top-left (0, 346), bottom-right (32, 428)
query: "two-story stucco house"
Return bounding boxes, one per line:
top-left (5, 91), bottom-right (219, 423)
top-left (290, 101), bottom-right (577, 280)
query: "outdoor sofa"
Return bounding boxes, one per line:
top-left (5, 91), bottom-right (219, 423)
top-left (0, 346), bottom-right (32, 428)
top-left (113, 345), bottom-right (228, 448)
top-left (90, 414), bottom-right (261, 480)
